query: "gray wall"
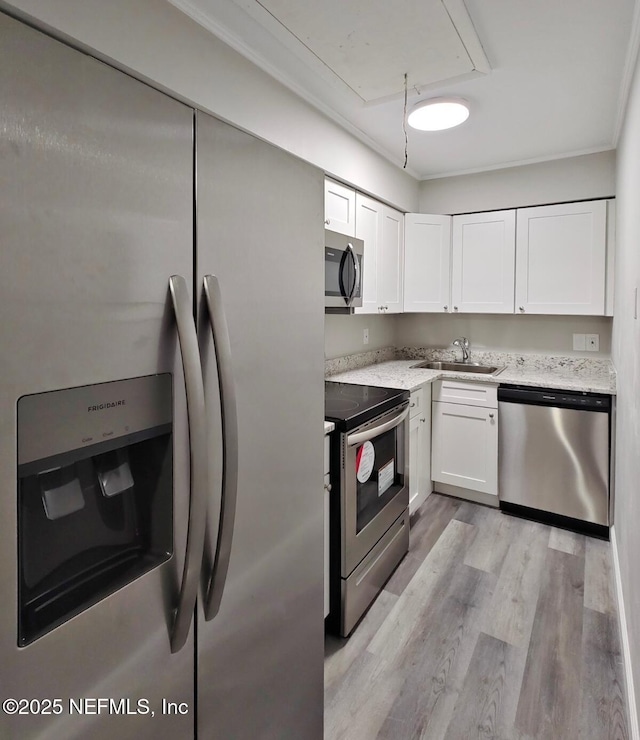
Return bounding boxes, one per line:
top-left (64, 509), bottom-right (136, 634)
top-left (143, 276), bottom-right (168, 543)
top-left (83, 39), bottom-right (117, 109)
top-left (419, 151), bottom-right (615, 214)
top-left (397, 314), bottom-right (612, 357)
top-left (612, 40), bottom-right (640, 731)
top-left (325, 313), bottom-right (613, 360)
top-left (324, 314), bottom-right (396, 360)
top-left (0, 0), bottom-right (419, 212)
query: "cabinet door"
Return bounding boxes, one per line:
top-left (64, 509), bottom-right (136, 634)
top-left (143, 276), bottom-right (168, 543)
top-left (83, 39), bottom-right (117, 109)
top-left (355, 196), bottom-right (404, 314)
top-left (379, 205), bottom-right (404, 313)
top-left (404, 213), bottom-right (451, 313)
top-left (431, 401), bottom-right (498, 495)
top-left (452, 210), bottom-right (515, 314)
top-left (324, 179), bottom-right (356, 236)
top-left (515, 200), bottom-right (607, 315)
top-left (409, 389), bottom-right (432, 516)
top-left (421, 386), bottom-right (432, 502)
top-left (409, 413), bottom-right (421, 513)
top-left (355, 193), bottom-right (383, 314)
top-left (324, 473), bottom-right (330, 618)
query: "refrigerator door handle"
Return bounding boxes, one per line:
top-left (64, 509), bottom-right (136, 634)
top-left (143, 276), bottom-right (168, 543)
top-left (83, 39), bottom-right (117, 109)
top-left (169, 275), bottom-right (209, 653)
top-left (203, 274), bottom-right (239, 621)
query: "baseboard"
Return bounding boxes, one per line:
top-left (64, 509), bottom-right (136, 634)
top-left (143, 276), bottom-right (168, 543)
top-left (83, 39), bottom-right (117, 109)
top-left (611, 525), bottom-right (640, 740)
top-left (433, 482), bottom-right (499, 508)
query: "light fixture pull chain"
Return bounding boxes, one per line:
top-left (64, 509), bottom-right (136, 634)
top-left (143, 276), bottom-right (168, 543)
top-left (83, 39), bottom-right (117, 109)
top-left (403, 73), bottom-right (408, 169)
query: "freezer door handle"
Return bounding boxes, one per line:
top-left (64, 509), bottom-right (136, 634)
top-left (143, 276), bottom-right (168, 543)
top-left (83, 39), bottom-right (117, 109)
top-left (169, 275), bottom-right (209, 653)
top-left (203, 274), bottom-right (239, 621)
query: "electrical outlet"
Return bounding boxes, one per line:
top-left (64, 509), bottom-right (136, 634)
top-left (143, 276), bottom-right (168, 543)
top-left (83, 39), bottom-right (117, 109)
top-left (585, 334), bottom-right (599, 352)
top-left (363, 328), bottom-right (369, 345)
top-left (572, 334), bottom-right (586, 351)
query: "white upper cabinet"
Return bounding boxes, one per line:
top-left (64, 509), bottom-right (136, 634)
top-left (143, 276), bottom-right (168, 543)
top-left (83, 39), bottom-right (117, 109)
top-left (404, 214), bottom-right (451, 313)
top-left (324, 179), bottom-right (356, 236)
top-left (379, 206), bottom-right (404, 313)
top-left (515, 200), bottom-right (607, 315)
top-left (451, 210), bottom-right (516, 314)
top-left (606, 200), bottom-right (615, 316)
top-left (355, 193), bottom-right (382, 313)
top-left (355, 194), bottom-right (404, 314)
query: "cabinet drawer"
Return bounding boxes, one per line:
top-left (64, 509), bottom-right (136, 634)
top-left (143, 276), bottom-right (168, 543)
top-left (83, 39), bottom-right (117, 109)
top-left (324, 435), bottom-right (331, 474)
top-left (432, 379), bottom-right (497, 409)
top-left (409, 387), bottom-right (424, 418)
top-left (342, 510), bottom-right (409, 636)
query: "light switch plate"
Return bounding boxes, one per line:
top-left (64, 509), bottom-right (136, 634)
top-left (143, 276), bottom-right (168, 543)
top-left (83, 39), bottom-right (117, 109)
top-left (572, 333), bottom-right (586, 351)
top-left (585, 334), bottom-right (600, 352)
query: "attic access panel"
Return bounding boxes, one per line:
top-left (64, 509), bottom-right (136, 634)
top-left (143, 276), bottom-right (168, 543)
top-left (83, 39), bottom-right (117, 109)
top-left (251, 0), bottom-right (490, 102)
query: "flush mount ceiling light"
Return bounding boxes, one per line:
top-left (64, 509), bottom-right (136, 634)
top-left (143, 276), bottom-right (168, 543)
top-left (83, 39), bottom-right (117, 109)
top-left (407, 97), bottom-right (470, 131)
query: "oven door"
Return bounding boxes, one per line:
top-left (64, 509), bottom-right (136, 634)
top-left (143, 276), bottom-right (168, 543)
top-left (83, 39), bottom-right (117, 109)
top-left (340, 402), bottom-right (409, 576)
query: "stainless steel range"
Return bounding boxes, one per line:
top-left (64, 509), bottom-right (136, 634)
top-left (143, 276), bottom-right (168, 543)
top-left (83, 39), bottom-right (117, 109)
top-left (325, 382), bottom-right (410, 636)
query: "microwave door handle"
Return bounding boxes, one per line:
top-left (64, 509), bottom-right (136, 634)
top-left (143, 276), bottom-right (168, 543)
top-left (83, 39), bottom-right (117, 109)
top-left (168, 275), bottom-right (208, 653)
top-left (347, 405), bottom-right (410, 447)
top-left (346, 243), bottom-right (360, 306)
top-left (202, 274), bottom-right (239, 622)
top-left (338, 249), bottom-right (349, 304)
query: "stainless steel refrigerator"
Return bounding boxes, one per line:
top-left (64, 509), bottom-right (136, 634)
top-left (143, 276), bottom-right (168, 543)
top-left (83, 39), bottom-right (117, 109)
top-left (0, 10), bottom-right (324, 739)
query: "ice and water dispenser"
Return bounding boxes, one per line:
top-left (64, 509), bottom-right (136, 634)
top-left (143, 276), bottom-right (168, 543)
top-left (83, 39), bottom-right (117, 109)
top-left (17, 375), bottom-right (173, 645)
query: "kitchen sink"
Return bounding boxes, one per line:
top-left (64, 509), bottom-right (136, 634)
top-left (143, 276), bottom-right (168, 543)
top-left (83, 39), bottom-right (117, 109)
top-left (411, 361), bottom-right (505, 375)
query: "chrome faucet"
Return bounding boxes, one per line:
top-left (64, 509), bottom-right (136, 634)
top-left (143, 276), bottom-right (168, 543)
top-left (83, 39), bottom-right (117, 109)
top-left (452, 337), bottom-right (470, 362)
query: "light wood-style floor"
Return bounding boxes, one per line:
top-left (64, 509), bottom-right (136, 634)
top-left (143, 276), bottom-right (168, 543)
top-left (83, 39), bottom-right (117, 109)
top-left (325, 494), bottom-right (629, 740)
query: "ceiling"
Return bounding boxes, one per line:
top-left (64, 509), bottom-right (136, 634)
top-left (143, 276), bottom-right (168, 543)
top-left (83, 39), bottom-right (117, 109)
top-left (169, 0), bottom-right (637, 180)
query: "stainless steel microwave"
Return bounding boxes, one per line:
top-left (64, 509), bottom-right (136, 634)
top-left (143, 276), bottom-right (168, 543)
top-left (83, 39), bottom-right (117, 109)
top-left (325, 230), bottom-right (364, 313)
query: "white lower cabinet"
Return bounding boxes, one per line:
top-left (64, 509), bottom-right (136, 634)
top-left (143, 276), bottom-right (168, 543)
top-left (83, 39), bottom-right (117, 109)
top-left (409, 386), bottom-right (432, 515)
top-left (431, 380), bottom-right (498, 505)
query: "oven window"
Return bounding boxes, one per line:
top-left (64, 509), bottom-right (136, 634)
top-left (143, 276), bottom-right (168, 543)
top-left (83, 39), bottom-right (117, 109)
top-left (355, 426), bottom-right (403, 533)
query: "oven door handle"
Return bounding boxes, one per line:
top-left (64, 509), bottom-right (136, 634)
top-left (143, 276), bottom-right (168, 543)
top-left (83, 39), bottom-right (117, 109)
top-left (347, 405), bottom-right (410, 447)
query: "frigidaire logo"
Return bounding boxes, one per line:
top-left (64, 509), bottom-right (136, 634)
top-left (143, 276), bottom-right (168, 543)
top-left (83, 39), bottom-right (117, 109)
top-left (88, 400), bottom-right (126, 412)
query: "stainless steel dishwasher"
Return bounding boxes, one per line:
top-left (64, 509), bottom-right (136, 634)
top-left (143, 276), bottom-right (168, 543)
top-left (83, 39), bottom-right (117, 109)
top-left (498, 385), bottom-right (611, 537)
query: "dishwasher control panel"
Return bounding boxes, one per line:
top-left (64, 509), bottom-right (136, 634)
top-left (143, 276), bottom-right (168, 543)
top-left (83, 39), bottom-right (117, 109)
top-left (498, 385), bottom-right (610, 411)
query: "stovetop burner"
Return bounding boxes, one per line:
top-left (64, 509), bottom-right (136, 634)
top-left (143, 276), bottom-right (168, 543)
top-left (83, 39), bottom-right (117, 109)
top-left (335, 384), bottom-right (392, 400)
top-left (329, 398), bottom-right (360, 412)
top-left (325, 381), bottom-right (409, 431)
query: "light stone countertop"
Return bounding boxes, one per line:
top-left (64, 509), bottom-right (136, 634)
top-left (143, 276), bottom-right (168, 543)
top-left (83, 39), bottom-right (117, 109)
top-left (326, 358), bottom-right (616, 395)
top-left (324, 420), bottom-right (335, 434)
